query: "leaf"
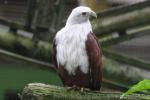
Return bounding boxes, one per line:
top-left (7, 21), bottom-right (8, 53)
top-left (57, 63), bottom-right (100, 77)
top-left (120, 79), bottom-right (150, 99)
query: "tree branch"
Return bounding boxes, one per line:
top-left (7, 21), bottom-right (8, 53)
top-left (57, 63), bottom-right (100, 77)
top-left (20, 83), bottom-right (150, 100)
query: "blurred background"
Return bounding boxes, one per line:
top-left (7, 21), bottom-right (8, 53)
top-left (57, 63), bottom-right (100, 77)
top-left (0, 0), bottom-right (149, 99)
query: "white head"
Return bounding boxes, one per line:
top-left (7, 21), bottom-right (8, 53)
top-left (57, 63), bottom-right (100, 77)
top-left (66, 6), bottom-right (97, 26)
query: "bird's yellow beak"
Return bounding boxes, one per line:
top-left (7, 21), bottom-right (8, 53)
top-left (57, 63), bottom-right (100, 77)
top-left (90, 11), bottom-right (97, 18)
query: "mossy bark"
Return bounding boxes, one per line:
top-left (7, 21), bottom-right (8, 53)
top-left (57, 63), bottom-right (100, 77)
top-left (21, 83), bottom-right (150, 100)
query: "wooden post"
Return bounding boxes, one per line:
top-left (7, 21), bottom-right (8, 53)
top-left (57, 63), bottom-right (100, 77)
top-left (25, 0), bottom-right (36, 31)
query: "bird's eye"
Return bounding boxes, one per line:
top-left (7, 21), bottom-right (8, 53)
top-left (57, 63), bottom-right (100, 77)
top-left (82, 12), bottom-right (87, 16)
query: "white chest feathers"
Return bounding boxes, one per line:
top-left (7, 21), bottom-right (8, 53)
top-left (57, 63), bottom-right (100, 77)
top-left (55, 22), bottom-right (92, 75)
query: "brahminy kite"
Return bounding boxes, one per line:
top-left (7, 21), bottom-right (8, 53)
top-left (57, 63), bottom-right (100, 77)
top-left (52, 6), bottom-right (102, 90)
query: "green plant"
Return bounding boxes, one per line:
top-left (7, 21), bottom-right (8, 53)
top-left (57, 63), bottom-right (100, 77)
top-left (120, 79), bottom-right (150, 99)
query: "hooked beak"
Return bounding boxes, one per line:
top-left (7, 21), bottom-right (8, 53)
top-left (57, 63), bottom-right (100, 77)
top-left (90, 11), bottom-right (97, 18)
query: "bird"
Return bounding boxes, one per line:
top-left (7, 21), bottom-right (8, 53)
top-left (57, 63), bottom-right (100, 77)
top-left (52, 6), bottom-right (102, 91)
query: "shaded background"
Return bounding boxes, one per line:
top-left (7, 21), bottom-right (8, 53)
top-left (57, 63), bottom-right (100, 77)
top-left (0, 0), bottom-right (149, 99)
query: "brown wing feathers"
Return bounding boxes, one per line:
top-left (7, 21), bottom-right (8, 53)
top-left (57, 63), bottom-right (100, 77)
top-left (86, 32), bottom-right (102, 90)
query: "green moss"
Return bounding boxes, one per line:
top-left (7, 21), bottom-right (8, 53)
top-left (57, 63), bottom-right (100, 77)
top-left (22, 83), bottom-right (150, 100)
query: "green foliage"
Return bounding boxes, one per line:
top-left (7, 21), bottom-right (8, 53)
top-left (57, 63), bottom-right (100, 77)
top-left (121, 79), bottom-right (150, 99)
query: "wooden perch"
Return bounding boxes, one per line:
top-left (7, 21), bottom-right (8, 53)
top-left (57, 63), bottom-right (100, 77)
top-left (20, 83), bottom-right (150, 100)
